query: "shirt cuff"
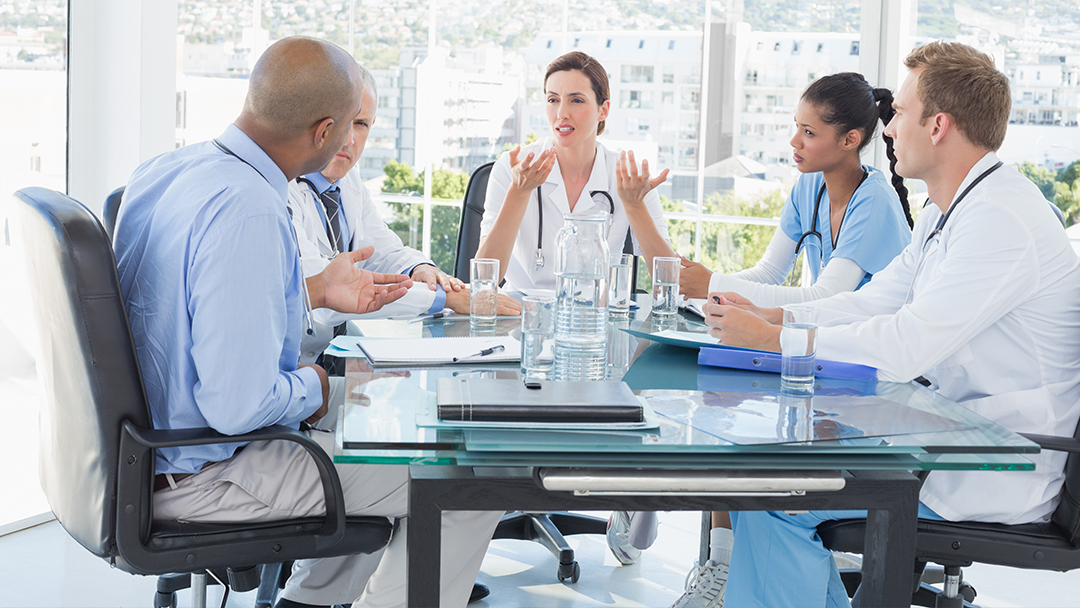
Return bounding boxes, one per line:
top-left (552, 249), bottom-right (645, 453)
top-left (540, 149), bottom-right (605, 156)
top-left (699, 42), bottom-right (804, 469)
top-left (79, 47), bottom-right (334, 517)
top-left (405, 262), bottom-right (437, 277)
top-left (427, 284), bottom-right (446, 314)
top-left (294, 365), bottom-right (325, 423)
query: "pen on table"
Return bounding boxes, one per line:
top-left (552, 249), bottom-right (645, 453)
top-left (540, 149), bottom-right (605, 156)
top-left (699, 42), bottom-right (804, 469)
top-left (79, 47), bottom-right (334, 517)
top-left (452, 345), bottom-right (505, 362)
top-left (409, 311), bottom-right (452, 324)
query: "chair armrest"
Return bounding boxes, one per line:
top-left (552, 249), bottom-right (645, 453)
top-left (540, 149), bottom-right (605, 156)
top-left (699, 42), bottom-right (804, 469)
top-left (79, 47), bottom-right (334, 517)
top-left (1020, 433), bottom-right (1080, 454)
top-left (119, 421), bottom-right (346, 551)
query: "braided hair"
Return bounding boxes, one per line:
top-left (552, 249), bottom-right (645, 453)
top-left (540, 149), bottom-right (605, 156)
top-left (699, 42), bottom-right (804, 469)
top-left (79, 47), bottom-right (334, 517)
top-left (802, 73), bottom-right (913, 228)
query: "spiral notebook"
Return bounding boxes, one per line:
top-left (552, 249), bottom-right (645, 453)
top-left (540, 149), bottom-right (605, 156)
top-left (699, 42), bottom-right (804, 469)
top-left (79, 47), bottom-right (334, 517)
top-left (327, 334), bottom-right (520, 365)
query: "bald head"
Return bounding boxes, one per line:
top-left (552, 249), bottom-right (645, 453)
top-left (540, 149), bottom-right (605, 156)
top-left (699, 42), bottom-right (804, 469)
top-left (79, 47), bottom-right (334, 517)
top-left (242, 37), bottom-right (361, 141)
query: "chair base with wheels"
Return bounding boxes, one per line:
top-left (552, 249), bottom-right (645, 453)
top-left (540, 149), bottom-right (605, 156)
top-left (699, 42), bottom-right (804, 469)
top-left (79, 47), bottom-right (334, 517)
top-left (493, 511), bottom-right (608, 583)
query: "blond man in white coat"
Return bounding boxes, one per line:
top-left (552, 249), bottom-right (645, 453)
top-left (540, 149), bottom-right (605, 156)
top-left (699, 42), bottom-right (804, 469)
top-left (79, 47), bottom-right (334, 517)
top-left (702, 40), bottom-right (1080, 608)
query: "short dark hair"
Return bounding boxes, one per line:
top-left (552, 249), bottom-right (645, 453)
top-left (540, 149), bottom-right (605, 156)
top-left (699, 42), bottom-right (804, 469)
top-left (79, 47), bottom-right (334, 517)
top-left (904, 41), bottom-right (1011, 151)
top-left (544, 51), bottom-right (610, 136)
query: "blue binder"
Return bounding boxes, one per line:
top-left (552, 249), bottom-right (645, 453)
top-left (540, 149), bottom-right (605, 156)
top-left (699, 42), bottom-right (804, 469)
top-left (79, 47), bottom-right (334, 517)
top-left (697, 345), bottom-right (877, 382)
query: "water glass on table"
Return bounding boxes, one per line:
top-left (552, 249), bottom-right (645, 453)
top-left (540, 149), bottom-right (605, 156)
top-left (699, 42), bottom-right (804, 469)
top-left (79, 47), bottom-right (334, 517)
top-left (470, 258), bottom-right (499, 330)
top-left (521, 295), bottom-right (556, 380)
top-left (780, 305), bottom-right (819, 395)
top-left (651, 256), bottom-right (680, 317)
top-left (608, 253), bottom-right (633, 318)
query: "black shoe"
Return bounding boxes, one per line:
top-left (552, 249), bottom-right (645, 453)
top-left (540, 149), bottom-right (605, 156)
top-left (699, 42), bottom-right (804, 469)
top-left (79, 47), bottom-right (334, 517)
top-left (469, 582), bottom-right (491, 603)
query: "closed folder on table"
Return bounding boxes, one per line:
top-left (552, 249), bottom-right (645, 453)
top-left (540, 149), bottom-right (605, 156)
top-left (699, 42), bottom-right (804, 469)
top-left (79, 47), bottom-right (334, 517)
top-left (697, 346), bottom-right (877, 382)
top-left (436, 377), bottom-right (644, 423)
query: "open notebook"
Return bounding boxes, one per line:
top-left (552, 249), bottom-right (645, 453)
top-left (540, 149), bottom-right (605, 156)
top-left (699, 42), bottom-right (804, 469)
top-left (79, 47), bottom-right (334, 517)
top-left (328, 334), bottom-right (520, 365)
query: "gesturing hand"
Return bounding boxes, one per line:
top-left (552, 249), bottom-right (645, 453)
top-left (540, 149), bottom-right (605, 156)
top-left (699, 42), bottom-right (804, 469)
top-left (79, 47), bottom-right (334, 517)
top-left (316, 245), bottom-right (413, 314)
top-left (508, 145), bottom-right (556, 195)
top-left (616, 150), bottom-right (669, 209)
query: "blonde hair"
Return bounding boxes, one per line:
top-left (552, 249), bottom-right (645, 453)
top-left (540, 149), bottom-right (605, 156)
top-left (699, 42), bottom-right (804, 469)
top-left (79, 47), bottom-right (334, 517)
top-left (904, 41), bottom-right (1011, 150)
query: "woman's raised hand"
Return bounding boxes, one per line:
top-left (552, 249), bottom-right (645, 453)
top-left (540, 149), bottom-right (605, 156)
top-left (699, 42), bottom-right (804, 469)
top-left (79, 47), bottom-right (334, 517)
top-left (508, 145), bottom-right (557, 195)
top-left (616, 150), bottom-right (670, 208)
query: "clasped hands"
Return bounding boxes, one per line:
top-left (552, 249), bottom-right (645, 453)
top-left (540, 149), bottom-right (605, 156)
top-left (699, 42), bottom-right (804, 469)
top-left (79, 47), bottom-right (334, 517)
top-left (701, 292), bottom-right (783, 353)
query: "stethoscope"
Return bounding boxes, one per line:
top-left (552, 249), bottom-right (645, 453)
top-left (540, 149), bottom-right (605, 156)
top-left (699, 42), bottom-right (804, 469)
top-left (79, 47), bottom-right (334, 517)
top-left (533, 184), bottom-right (615, 269)
top-left (790, 169), bottom-right (869, 281)
top-left (213, 138), bottom-right (316, 337)
top-left (904, 161), bottom-right (1003, 303)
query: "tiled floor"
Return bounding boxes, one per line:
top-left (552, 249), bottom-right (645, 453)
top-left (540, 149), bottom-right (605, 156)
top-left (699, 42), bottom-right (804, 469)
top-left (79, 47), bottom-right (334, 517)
top-left (3, 511), bottom-right (1080, 607)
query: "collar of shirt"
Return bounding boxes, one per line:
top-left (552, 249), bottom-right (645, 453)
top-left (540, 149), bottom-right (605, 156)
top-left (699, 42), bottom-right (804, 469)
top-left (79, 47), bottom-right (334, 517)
top-left (217, 124), bottom-right (290, 204)
top-left (541, 139), bottom-right (613, 214)
top-left (300, 171), bottom-right (335, 195)
top-left (946, 151), bottom-right (1001, 211)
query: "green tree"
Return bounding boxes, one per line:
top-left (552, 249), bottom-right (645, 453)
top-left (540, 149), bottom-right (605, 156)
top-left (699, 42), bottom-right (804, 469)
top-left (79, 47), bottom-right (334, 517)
top-left (1017, 161), bottom-right (1056, 201)
top-left (1054, 179), bottom-right (1080, 227)
top-left (381, 161), bottom-right (469, 273)
top-left (1058, 160), bottom-right (1080, 187)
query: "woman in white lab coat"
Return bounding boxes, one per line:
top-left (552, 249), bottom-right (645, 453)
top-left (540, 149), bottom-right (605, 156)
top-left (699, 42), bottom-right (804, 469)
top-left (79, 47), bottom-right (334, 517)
top-left (476, 50), bottom-right (675, 292)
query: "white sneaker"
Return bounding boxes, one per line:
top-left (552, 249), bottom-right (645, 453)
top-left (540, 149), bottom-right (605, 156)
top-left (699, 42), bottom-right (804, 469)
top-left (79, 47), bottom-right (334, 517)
top-left (671, 559), bottom-right (728, 608)
top-left (606, 511), bottom-right (641, 565)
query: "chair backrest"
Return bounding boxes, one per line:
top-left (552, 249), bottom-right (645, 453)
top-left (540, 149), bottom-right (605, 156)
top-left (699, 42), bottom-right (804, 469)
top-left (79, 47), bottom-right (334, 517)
top-left (1050, 416), bottom-right (1080, 544)
top-left (1050, 200), bottom-right (1067, 228)
top-left (13, 187), bottom-right (151, 558)
top-left (103, 185), bottom-right (125, 240)
top-left (454, 161), bottom-right (494, 280)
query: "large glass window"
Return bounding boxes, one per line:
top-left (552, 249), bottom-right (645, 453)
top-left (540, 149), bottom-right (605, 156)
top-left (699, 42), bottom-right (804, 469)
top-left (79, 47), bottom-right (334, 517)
top-left (0, 0), bottom-right (67, 529)
top-left (915, 1), bottom-right (1080, 227)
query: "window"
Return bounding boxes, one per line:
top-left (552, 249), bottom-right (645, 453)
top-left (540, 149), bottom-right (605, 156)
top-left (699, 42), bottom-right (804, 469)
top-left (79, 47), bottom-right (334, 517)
top-left (774, 42), bottom-right (781, 51)
top-left (792, 41), bottom-right (801, 53)
top-left (817, 43), bottom-right (824, 52)
top-left (663, 71), bottom-right (675, 84)
top-left (668, 40), bottom-right (675, 50)
top-left (627, 118), bottom-right (650, 132)
top-left (606, 39), bottom-right (612, 48)
top-left (850, 41), bottom-right (860, 55)
top-left (574, 38), bottom-right (579, 47)
top-left (621, 65), bottom-right (654, 83)
top-left (546, 40), bottom-right (552, 49)
top-left (662, 91), bottom-right (674, 104)
top-left (638, 40), bottom-right (645, 49)
top-left (620, 90), bottom-right (654, 109)
top-left (746, 70), bottom-right (758, 85)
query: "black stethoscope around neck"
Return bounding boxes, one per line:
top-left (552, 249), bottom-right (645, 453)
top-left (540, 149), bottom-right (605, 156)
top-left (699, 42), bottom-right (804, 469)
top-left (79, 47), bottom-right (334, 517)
top-left (904, 161), bottom-right (1003, 303)
top-left (791, 169), bottom-right (870, 276)
top-left (533, 185), bottom-right (615, 269)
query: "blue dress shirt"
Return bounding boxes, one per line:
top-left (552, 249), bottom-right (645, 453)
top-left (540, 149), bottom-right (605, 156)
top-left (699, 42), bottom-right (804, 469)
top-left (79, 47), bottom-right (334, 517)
top-left (114, 125), bottom-right (323, 475)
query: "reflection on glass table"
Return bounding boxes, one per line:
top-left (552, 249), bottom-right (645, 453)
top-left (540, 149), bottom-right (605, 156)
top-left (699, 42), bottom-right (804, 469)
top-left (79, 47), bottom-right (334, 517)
top-left (336, 316), bottom-right (1037, 472)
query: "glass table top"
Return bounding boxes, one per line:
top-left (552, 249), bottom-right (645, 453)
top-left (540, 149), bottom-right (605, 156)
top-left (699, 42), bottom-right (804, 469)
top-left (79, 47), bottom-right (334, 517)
top-left (336, 307), bottom-right (1037, 471)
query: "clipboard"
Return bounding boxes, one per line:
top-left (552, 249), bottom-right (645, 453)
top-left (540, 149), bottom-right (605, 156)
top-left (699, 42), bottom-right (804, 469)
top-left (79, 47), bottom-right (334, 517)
top-left (697, 346), bottom-right (877, 382)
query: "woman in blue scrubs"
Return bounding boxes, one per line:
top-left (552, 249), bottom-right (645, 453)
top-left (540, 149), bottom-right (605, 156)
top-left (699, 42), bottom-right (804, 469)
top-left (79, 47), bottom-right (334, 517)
top-left (671, 72), bottom-right (914, 608)
top-left (679, 72), bottom-right (913, 307)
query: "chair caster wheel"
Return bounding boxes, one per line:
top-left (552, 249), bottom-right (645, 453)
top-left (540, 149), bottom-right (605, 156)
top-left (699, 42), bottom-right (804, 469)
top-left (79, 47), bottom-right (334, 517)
top-left (959, 583), bottom-right (976, 603)
top-left (154, 591), bottom-right (177, 608)
top-left (558, 561), bottom-right (580, 583)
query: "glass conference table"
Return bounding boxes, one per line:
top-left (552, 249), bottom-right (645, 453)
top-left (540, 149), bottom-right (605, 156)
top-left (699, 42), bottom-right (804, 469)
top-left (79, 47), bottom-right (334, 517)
top-left (335, 307), bottom-right (1037, 608)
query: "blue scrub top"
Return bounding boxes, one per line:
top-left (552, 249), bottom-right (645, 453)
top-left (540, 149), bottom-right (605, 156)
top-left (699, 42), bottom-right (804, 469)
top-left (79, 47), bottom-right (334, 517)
top-left (778, 167), bottom-right (910, 287)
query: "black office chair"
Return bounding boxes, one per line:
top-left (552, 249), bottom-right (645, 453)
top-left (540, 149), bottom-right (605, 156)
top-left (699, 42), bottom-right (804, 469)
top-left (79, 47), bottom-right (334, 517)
top-left (13, 187), bottom-right (393, 608)
top-left (819, 425), bottom-right (1080, 607)
top-left (103, 185), bottom-right (124, 239)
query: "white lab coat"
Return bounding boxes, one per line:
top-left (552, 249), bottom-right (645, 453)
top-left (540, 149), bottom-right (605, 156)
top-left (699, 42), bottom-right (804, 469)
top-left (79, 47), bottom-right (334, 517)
top-left (481, 138), bottom-right (671, 292)
top-left (805, 152), bottom-right (1080, 524)
top-left (288, 169), bottom-right (438, 363)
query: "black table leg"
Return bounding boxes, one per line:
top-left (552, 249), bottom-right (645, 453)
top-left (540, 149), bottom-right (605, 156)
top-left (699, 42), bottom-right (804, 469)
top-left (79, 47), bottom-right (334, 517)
top-left (407, 473), bottom-right (442, 608)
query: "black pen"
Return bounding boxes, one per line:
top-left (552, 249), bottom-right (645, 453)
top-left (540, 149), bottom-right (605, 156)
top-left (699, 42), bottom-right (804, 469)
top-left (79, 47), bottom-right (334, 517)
top-left (409, 310), bottom-right (452, 324)
top-left (452, 344), bottom-right (505, 362)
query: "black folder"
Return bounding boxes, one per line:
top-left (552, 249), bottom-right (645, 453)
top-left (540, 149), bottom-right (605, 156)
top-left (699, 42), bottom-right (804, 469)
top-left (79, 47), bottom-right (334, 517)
top-left (436, 378), bottom-right (644, 423)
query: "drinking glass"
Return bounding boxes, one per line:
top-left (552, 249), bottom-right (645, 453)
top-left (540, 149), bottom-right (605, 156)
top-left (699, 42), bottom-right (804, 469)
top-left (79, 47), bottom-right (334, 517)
top-left (780, 305), bottom-right (819, 395)
top-left (651, 256), bottom-right (680, 317)
top-left (520, 295), bottom-right (556, 379)
top-left (469, 258), bottom-right (499, 330)
top-left (608, 253), bottom-right (633, 318)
